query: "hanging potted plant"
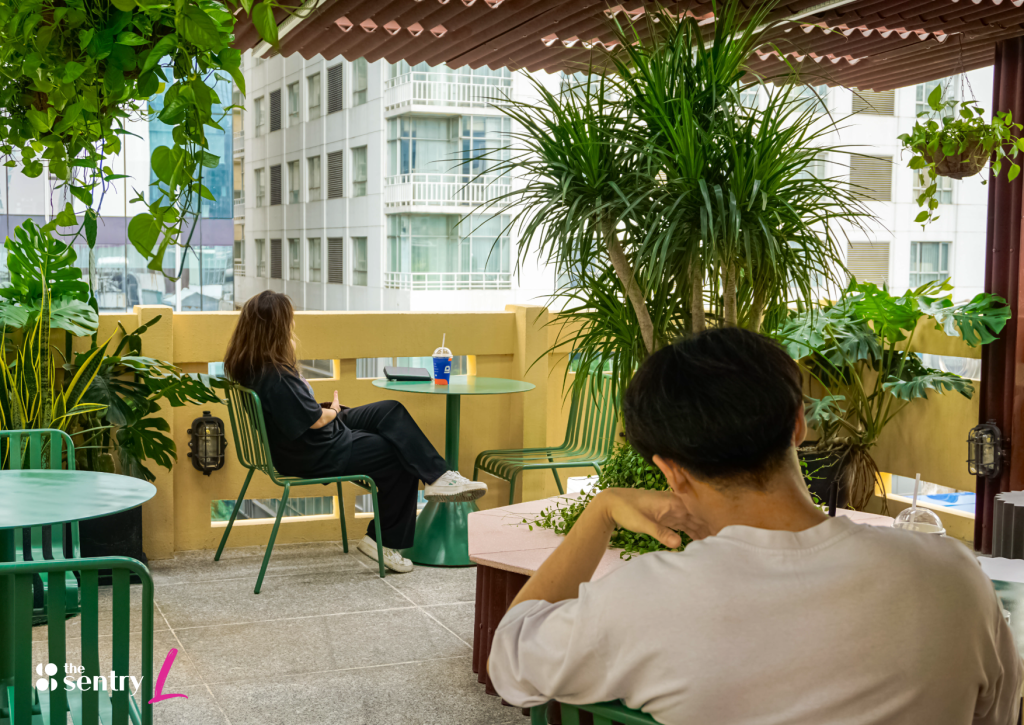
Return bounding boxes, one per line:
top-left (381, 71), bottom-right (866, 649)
top-left (899, 85), bottom-right (1024, 226)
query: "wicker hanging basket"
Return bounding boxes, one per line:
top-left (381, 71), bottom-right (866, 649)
top-left (929, 138), bottom-right (989, 180)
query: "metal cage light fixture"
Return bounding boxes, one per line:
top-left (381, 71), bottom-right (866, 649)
top-left (188, 411), bottom-right (227, 476)
top-left (967, 419), bottom-right (1005, 479)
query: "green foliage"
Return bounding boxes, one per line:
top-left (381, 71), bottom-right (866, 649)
top-left (0, 219), bottom-right (97, 335)
top-left (68, 318), bottom-right (223, 482)
top-left (898, 85), bottom-right (1023, 226)
top-left (0, 0), bottom-right (279, 275)
top-left (774, 279), bottom-right (1009, 506)
top-left (479, 0), bottom-right (871, 399)
top-left (526, 443), bottom-right (691, 559)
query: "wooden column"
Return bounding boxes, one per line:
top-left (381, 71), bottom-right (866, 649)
top-left (977, 37), bottom-right (1024, 553)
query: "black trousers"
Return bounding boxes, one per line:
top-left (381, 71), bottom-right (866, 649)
top-left (339, 400), bottom-right (448, 550)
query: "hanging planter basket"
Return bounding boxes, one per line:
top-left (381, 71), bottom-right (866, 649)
top-left (929, 138), bottom-right (989, 180)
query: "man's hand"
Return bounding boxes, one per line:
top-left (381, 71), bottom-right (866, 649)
top-left (330, 390), bottom-right (341, 413)
top-left (591, 488), bottom-right (711, 545)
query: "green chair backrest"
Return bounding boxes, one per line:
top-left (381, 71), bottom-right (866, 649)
top-left (532, 701), bottom-right (662, 725)
top-left (0, 429), bottom-right (80, 616)
top-left (562, 375), bottom-right (619, 459)
top-left (1, 556), bottom-right (154, 725)
top-left (224, 383), bottom-right (278, 479)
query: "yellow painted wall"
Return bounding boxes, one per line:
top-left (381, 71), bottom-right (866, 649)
top-left (82, 307), bottom-right (983, 557)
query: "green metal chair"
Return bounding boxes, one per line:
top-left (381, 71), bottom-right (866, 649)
top-left (0, 429), bottom-right (81, 621)
top-left (530, 701), bottom-right (661, 725)
top-left (1, 556), bottom-right (154, 725)
top-left (216, 384), bottom-right (387, 591)
top-left (474, 376), bottom-right (618, 505)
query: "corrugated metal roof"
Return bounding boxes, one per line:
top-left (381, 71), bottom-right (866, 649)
top-left (232, 0), bottom-right (1024, 90)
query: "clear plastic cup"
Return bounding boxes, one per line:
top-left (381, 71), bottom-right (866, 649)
top-left (893, 507), bottom-right (945, 536)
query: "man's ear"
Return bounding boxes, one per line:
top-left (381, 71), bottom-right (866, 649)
top-left (792, 404), bottom-right (807, 447)
top-left (653, 455), bottom-right (691, 496)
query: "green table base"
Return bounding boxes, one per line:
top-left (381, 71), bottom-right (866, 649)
top-left (372, 376), bottom-right (534, 568)
top-left (401, 500), bottom-right (480, 566)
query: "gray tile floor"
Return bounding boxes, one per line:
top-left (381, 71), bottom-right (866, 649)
top-left (33, 542), bottom-right (528, 725)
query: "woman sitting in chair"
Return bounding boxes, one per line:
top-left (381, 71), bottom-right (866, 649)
top-left (223, 290), bottom-right (487, 573)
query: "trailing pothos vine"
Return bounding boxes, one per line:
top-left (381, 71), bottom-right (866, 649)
top-left (0, 0), bottom-right (282, 280)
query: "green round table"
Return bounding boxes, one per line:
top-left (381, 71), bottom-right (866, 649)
top-left (0, 470), bottom-right (156, 688)
top-left (372, 375), bottom-right (535, 566)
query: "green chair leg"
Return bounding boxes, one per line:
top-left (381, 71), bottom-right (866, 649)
top-left (550, 461), bottom-right (564, 495)
top-left (531, 705), bottom-right (547, 725)
top-left (508, 470), bottom-right (522, 506)
top-left (336, 481), bottom-right (349, 553)
top-left (255, 484), bottom-right (290, 594)
top-left (215, 469), bottom-right (254, 561)
top-left (369, 483), bottom-right (386, 579)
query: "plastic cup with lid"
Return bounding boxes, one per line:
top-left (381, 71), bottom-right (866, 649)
top-left (433, 334), bottom-right (452, 386)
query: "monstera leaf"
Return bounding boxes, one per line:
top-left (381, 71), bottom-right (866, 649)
top-left (918, 293), bottom-right (1012, 347)
top-left (884, 371), bottom-right (974, 401)
top-left (0, 220), bottom-right (90, 305)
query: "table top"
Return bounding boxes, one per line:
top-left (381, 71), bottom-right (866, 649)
top-left (468, 495), bottom-right (895, 579)
top-left (373, 375), bottom-right (535, 396)
top-left (0, 470), bottom-right (156, 529)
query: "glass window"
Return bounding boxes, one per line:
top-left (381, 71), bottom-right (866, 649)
top-left (308, 155), bottom-right (321, 200)
top-left (288, 160), bottom-right (300, 204)
top-left (910, 241), bottom-right (951, 287)
top-left (353, 58), bottom-right (368, 106)
top-left (386, 213), bottom-right (510, 288)
top-left (796, 153), bottom-right (827, 181)
top-left (916, 77), bottom-right (955, 118)
top-left (288, 238), bottom-right (301, 280)
top-left (308, 73), bottom-right (321, 119)
top-left (254, 96), bottom-right (264, 136)
top-left (456, 214), bottom-right (511, 275)
top-left (387, 116), bottom-right (457, 177)
top-left (255, 238), bottom-right (266, 277)
top-left (913, 171), bottom-right (953, 205)
top-left (739, 84), bottom-right (760, 109)
top-left (233, 239), bottom-right (244, 263)
top-left (353, 237), bottom-right (368, 285)
top-left (254, 167), bottom-right (265, 207)
top-left (794, 84), bottom-right (828, 114)
top-left (288, 82), bottom-right (300, 125)
top-left (459, 116), bottom-right (511, 180)
top-left (352, 146), bottom-right (367, 197)
top-left (308, 237), bottom-right (322, 282)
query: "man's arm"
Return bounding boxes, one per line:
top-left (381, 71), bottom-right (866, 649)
top-left (508, 488), bottom-right (688, 610)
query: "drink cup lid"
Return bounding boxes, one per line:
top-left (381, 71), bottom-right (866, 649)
top-left (433, 346), bottom-right (452, 357)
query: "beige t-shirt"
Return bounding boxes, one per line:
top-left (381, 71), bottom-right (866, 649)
top-left (489, 516), bottom-right (1022, 725)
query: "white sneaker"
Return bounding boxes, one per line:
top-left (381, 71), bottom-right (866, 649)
top-left (356, 536), bottom-right (413, 573)
top-left (424, 471), bottom-right (488, 502)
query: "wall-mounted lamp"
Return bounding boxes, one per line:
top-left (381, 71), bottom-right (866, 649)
top-left (188, 411), bottom-right (226, 476)
top-left (967, 419), bottom-right (1005, 479)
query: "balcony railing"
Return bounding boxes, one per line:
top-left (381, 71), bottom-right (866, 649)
top-left (384, 271), bottom-right (511, 291)
top-left (384, 72), bottom-right (513, 111)
top-left (233, 132), bottom-right (244, 153)
top-left (233, 261), bottom-right (245, 277)
top-left (384, 173), bottom-right (510, 209)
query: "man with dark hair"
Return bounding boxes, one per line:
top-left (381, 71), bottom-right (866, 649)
top-left (488, 328), bottom-right (1021, 724)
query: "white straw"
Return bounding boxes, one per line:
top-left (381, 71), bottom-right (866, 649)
top-left (911, 473), bottom-right (921, 512)
top-left (442, 333), bottom-right (446, 350)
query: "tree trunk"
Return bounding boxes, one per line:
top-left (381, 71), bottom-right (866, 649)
top-left (749, 284), bottom-right (767, 333)
top-left (723, 262), bottom-right (738, 327)
top-left (690, 263), bottom-right (705, 333)
top-left (603, 216), bottom-right (655, 355)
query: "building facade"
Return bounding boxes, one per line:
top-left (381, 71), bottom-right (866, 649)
top-left (233, 53), bottom-right (557, 312)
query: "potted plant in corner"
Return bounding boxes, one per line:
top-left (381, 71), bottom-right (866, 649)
top-left (774, 279), bottom-right (1010, 510)
top-left (899, 85), bottom-right (1024, 226)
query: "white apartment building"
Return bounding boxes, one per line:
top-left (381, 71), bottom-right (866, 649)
top-left (233, 54), bottom-right (557, 312)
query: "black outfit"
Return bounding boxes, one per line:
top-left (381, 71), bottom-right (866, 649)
top-left (249, 370), bottom-right (448, 549)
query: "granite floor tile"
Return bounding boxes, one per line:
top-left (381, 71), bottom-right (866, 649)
top-left (351, 550), bottom-right (478, 606)
top-left (152, 686), bottom-right (229, 725)
top-left (149, 542), bottom-right (360, 586)
top-left (422, 602), bottom-right (476, 646)
top-left (207, 656), bottom-right (526, 725)
top-left (154, 568), bottom-right (410, 629)
top-left (31, 583), bottom-right (171, 641)
top-left (176, 607), bottom-right (470, 685)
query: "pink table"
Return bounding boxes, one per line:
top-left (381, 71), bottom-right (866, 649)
top-left (468, 495), bottom-right (893, 697)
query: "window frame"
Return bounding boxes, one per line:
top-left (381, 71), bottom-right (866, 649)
top-left (288, 238), bottom-right (301, 280)
top-left (353, 58), bottom-right (368, 106)
top-left (308, 73), bottom-right (321, 120)
top-left (308, 237), bottom-right (322, 282)
top-left (254, 96), bottom-right (265, 136)
top-left (288, 160), bottom-right (301, 204)
top-left (909, 241), bottom-right (952, 288)
top-left (352, 146), bottom-right (368, 197)
top-left (254, 167), bottom-right (265, 207)
top-left (308, 155), bottom-right (321, 201)
top-left (287, 82), bottom-right (300, 126)
top-left (353, 236), bottom-right (368, 286)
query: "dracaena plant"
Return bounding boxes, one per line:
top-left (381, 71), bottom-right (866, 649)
top-left (0, 0), bottom-right (283, 280)
top-left (774, 279), bottom-right (1010, 509)
top-left (899, 84), bottom-right (1024, 226)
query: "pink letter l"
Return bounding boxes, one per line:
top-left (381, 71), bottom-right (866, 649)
top-left (148, 648), bottom-right (189, 704)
